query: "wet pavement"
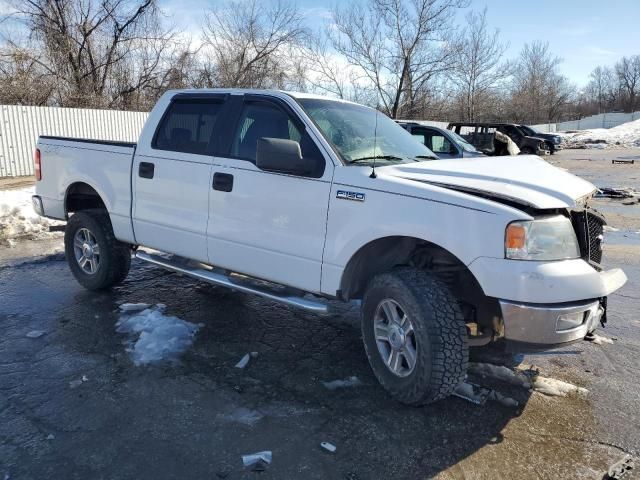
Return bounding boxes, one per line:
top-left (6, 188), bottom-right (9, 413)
top-left (1, 149), bottom-right (639, 479)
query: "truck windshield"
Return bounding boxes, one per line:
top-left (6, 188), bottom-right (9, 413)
top-left (297, 98), bottom-right (437, 165)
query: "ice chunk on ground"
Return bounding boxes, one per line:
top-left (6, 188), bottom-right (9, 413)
top-left (235, 353), bottom-right (251, 369)
top-left (0, 186), bottom-right (62, 245)
top-left (469, 362), bottom-right (588, 398)
top-left (242, 451), bottom-right (272, 467)
top-left (118, 303), bottom-right (151, 312)
top-left (218, 407), bottom-right (264, 426)
top-left (320, 442), bottom-right (337, 453)
top-left (116, 304), bottom-right (199, 365)
top-left (585, 333), bottom-right (615, 345)
top-left (69, 375), bottom-right (88, 389)
top-left (531, 376), bottom-right (588, 398)
top-left (26, 330), bottom-right (46, 338)
top-left (322, 376), bottom-right (362, 390)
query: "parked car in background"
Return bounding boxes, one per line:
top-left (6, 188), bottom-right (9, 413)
top-left (448, 122), bottom-right (550, 156)
top-left (397, 122), bottom-right (485, 158)
top-left (518, 125), bottom-right (563, 154)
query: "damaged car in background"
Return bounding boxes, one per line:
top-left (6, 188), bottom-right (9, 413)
top-left (448, 122), bottom-right (550, 156)
top-left (32, 89), bottom-right (627, 406)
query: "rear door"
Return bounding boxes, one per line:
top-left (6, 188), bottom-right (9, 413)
top-left (206, 94), bottom-right (332, 292)
top-left (133, 94), bottom-right (227, 262)
top-left (477, 126), bottom-right (497, 154)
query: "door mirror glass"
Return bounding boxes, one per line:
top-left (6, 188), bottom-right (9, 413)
top-left (256, 138), bottom-right (313, 175)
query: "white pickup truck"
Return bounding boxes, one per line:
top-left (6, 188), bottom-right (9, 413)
top-left (33, 89), bottom-right (627, 405)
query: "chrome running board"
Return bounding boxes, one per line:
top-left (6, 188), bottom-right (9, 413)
top-left (135, 250), bottom-right (329, 314)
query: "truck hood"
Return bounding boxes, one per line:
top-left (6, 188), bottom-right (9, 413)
top-left (381, 155), bottom-right (596, 209)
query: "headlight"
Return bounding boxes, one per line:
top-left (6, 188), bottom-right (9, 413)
top-left (505, 215), bottom-right (580, 261)
top-left (554, 137), bottom-right (561, 144)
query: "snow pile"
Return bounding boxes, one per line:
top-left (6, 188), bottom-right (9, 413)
top-left (116, 304), bottom-right (200, 365)
top-left (560, 118), bottom-right (640, 149)
top-left (0, 186), bottom-right (62, 245)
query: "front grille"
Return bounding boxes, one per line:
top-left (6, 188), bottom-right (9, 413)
top-left (571, 209), bottom-right (605, 266)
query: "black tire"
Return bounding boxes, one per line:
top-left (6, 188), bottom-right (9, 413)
top-left (361, 267), bottom-right (468, 405)
top-left (64, 209), bottom-right (131, 290)
top-left (520, 147), bottom-right (534, 155)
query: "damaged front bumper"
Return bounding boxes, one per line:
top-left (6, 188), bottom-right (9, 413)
top-left (500, 298), bottom-right (605, 349)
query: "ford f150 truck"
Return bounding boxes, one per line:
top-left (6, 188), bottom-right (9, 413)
top-left (32, 89), bottom-right (627, 405)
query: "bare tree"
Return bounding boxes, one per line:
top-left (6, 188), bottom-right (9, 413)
top-left (201, 0), bottom-right (306, 89)
top-left (508, 41), bottom-right (574, 123)
top-left (0, 44), bottom-right (56, 105)
top-left (4, 0), bottom-right (176, 109)
top-left (327, 0), bottom-right (468, 118)
top-left (586, 65), bottom-right (616, 113)
top-left (448, 8), bottom-right (509, 121)
top-left (615, 55), bottom-right (640, 112)
top-left (301, 30), bottom-right (376, 102)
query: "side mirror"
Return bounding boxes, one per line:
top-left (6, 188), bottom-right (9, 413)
top-left (256, 138), bottom-right (313, 176)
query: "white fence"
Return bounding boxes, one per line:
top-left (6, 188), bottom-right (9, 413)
top-left (556, 111), bottom-right (640, 131)
top-left (0, 105), bottom-right (148, 177)
top-left (1, 104), bottom-right (637, 178)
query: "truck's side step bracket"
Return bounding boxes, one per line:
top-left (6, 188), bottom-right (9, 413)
top-left (135, 250), bottom-right (329, 314)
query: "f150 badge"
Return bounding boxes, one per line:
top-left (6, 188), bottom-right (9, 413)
top-left (336, 190), bottom-right (365, 202)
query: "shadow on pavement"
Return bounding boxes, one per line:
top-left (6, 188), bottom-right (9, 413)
top-left (0, 257), bottom-right (532, 479)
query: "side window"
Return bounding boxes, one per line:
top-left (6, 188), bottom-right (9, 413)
top-left (428, 133), bottom-right (454, 154)
top-left (412, 132), bottom-right (427, 147)
top-left (230, 101), bottom-right (324, 177)
top-left (153, 100), bottom-right (223, 155)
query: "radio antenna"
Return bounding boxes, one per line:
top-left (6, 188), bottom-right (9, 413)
top-left (370, 100), bottom-right (380, 179)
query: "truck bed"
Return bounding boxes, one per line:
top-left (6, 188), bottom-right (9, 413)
top-left (36, 135), bottom-right (137, 243)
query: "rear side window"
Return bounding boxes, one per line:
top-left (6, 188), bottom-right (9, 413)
top-left (153, 100), bottom-right (223, 155)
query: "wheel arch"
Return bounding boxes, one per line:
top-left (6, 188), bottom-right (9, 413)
top-left (64, 181), bottom-right (108, 216)
top-left (338, 235), bottom-right (501, 334)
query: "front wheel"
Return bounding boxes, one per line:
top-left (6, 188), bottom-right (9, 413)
top-left (64, 210), bottom-right (131, 290)
top-left (361, 267), bottom-right (468, 405)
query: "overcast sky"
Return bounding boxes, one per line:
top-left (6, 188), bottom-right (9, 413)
top-left (159, 0), bottom-right (640, 88)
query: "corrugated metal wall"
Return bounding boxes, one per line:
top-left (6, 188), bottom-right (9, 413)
top-left (0, 105), bottom-right (148, 177)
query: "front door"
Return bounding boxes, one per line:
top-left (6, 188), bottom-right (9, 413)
top-left (413, 127), bottom-right (460, 158)
top-left (133, 94), bottom-right (227, 262)
top-left (207, 95), bottom-right (332, 293)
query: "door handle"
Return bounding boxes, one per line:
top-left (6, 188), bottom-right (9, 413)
top-left (213, 172), bottom-right (233, 192)
top-left (139, 162), bottom-right (155, 179)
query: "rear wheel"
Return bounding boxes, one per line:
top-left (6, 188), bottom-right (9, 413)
top-left (361, 267), bottom-right (468, 405)
top-left (64, 210), bottom-right (131, 290)
top-left (520, 146), bottom-right (534, 154)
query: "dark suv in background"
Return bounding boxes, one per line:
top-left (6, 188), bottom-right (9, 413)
top-left (518, 125), bottom-right (563, 154)
top-left (447, 122), bottom-right (550, 156)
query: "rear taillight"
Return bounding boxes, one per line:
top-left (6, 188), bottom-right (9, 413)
top-left (34, 148), bottom-right (41, 181)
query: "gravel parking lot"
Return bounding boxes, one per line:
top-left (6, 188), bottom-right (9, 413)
top-left (1, 149), bottom-right (639, 479)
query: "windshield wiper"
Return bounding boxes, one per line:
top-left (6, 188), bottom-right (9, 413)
top-left (347, 155), bottom-right (404, 164)
top-left (414, 154), bottom-right (438, 160)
